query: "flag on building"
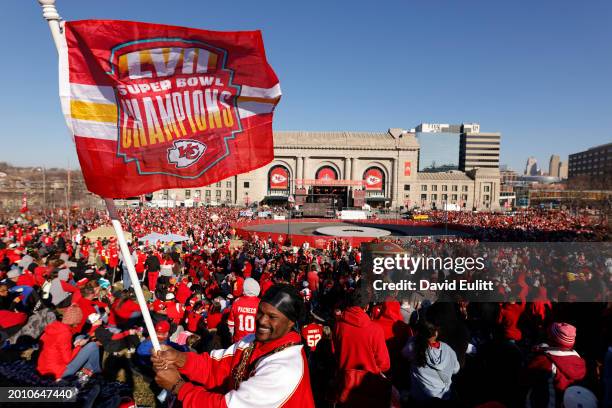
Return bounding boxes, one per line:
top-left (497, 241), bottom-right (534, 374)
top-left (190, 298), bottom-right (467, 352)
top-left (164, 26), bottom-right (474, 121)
top-left (20, 194), bottom-right (28, 213)
top-left (59, 20), bottom-right (281, 198)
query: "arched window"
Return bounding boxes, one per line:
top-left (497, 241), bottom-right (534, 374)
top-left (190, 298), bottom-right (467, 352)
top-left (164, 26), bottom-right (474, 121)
top-left (268, 165), bottom-right (290, 194)
top-left (316, 166), bottom-right (338, 181)
top-left (363, 167), bottom-right (385, 191)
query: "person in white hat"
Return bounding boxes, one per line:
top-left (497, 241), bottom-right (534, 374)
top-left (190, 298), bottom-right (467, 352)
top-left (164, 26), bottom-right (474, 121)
top-left (227, 278), bottom-right (260, 343)
top-left (6, 267), bottom-right (21, 286)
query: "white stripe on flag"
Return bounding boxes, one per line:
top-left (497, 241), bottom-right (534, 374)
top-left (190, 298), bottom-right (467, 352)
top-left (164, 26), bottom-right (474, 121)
top-left (71, 118), bottom-right (117, 140)
top-left (237, 101), bottom-right (276, 118)
top-left (240, 83), bottom-right (282, 99)
top-left (70, 84), bottom-right (116, 104)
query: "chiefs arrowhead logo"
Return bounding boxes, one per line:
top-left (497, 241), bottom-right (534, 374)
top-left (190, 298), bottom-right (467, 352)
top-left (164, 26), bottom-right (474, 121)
top-left (167, 140), bottom-right (207, 168)
top-left (366, 175), bottom-right (381, 185)
top-left (271, 174), bottom-right (287, 184)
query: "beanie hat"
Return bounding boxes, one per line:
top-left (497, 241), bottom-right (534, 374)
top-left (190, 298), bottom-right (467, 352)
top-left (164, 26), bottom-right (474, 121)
top-left (260, 284), bottom-right (303, 324)
top-left (243, 278), bottom-right (260, 297)
top-left (62, 305), bottom-right (83, 326)
top-left (98, 278), bottom-right (111, 289)
top-left (155, 320), bottom-right (170, 334)
top-left (549, 322), bottom-right (577, 348)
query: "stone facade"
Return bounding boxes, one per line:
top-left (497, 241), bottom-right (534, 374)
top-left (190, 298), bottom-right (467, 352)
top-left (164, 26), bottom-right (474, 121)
top-left (153, 129), bottom-right (501, 211)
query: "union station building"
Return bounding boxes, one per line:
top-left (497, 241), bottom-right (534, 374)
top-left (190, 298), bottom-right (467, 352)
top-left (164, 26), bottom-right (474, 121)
top-left (150, 128), bottom-right (502, 211)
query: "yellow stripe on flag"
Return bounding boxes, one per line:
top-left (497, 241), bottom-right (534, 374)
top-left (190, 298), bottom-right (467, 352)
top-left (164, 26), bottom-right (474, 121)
top-left (70, 100), bottom-right (117, 123)
top-left (236, 96), bottom-right (281, 104)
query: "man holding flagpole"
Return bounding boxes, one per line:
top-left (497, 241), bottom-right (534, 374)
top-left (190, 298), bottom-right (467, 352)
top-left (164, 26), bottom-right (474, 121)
top-left (152, 284), bottom-right (315, 407)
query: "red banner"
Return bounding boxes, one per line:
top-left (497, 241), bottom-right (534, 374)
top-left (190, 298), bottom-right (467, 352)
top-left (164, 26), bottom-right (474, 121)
top-left (269, 166), bottom-right (289, 190)
top-left (296, 179), bottom-right (362, 187)
top-left (59, 20), bottom-right (281, 198)
top-left (352, 189), bottom-right (366, 207)
top-left (363, 168), bottom-right (383, 190)
top-left (20, 194), bottom-right (28, 213)
top-left (316, 167), bottom-right (338, 181)
top-left (404, 161), bottom-right (411, 177)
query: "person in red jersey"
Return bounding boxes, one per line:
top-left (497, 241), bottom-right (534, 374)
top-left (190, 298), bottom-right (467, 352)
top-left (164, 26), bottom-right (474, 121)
top-left (133, 246), bottom-right (147, 279)
top-left (227, 278), bottom-right (261, 343)
top-left (230, 273), bottom-right (245, 298)
top-left (153, 284), bottom-right (315, 408)
top-left (301, 317), bottom-right (324, 352)
top-left (306, 265), bottom-right (320, 293)
top-left (497, 289), bottom-right (526, 342)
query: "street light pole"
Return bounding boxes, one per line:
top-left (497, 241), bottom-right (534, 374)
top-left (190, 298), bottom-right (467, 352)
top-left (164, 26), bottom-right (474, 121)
top-left (444, 200), bottom-right (448, 235)
top-left (42, 167), bottom-right (46, 214)
top-left (37, 167), bottom-right (47, 215)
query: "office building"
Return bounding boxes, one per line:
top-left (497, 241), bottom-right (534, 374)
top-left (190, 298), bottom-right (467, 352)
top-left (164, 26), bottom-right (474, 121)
top-left (459, 132), bottom-right (501, 171)
top-left (525, 157), bottom-right (539, 176)
top-left (568, 143), bottom-right (612, 179)
top-left (549, 155), bottom-right (560, 177)
top-left (416, 132), bottom-right (460, 172)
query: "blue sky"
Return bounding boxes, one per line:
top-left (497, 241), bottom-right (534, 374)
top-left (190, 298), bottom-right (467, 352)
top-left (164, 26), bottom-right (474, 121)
top-left (2, 0), bottom-right (611, 172)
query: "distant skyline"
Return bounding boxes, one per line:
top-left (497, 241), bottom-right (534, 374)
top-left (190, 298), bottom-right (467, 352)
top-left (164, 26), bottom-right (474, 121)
top-left (3, 0), bottom-right (611, 172)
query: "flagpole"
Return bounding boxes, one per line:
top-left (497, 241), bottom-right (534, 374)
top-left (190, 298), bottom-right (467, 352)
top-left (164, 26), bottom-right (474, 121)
top-left (105, 199), bottom-right (161, 351)
top-left (36, 0), bottom-right (161, 352)
top-left (37, 0), bottom-right (63, 52)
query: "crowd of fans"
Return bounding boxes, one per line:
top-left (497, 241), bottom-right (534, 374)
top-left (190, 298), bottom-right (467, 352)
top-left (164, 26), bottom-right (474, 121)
top-left (427, 209), bottom-right (609, 242)
top-left (0, 206), bottom-right (610, 407)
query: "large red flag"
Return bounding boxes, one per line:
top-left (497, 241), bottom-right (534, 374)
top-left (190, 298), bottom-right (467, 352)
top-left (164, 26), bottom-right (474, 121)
top-left (59, 20), bottom-right (281, 198)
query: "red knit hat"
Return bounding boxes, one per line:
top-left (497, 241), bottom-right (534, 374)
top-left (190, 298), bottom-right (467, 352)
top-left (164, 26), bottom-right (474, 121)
top-left (155, 320), bottom-right (170, 334)
top-left (62, 305), bottom-right (83, 326)
top-left (550, 322), bottom-right (577, 348)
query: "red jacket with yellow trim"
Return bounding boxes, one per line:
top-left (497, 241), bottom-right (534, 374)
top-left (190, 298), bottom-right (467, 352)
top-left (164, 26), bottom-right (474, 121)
top-left (178, 331), bottom-right (314, 408)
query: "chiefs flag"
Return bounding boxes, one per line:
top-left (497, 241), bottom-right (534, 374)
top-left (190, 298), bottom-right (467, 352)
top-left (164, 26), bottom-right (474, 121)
top-left (363, 168), bottom-right (383, 190)
top-left (59, 20), bottom-right (281, 198)
top-left (269, 166), bottom-right (289, 190)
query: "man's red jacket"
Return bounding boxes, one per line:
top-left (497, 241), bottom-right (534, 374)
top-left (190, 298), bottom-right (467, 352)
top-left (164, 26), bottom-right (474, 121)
top-left (333, 306), bottom-right (391, 406)
top-left (177, 331), bottom-right (314, 408)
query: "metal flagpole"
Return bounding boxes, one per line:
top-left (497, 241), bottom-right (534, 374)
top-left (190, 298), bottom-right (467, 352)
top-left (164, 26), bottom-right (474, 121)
top-left (37, 0), bottom-right (161, 352)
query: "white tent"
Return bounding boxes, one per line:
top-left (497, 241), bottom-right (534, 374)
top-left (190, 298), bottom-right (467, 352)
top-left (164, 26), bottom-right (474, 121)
top-left (138, 232), bottom-right (189, 244)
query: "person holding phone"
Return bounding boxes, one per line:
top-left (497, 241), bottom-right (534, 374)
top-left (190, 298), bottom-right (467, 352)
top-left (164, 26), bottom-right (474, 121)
top-left (37, 304), bottom-right (101, 382)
